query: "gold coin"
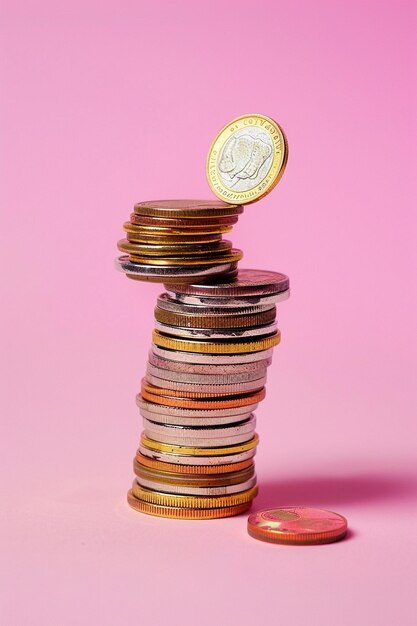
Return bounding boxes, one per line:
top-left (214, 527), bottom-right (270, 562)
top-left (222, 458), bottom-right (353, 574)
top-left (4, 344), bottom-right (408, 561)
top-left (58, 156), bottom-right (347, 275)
top-left (130, 213), bottom-right (238, 228)
top-left (125, 229), bottom-right (222, 245)
top-left (127, 490), bottom-right (252, 519)
top-left (128, 249), bottom-right (243, 266)
top-left (135, 452), bottom-right (254, 474)
top-left (140, 433), bottom-right (259, 456)
top-left (140, 388), bottom-right (265, 409)
top-left (133, 200), bottom-right (244, 218)
top-left (117, 238), bottom-right (232, 257)
top-left (153, 306), bottom-right (277, 329)
top-left (129, 218), bottom-right (233, 235)
top-left (131, 482), bottom-right (258, 509)
top-left (152, 329), bottom-right (280, 353)
top-left (134, 460), bottom-right (255, 487)
top-left (206, 113), bottom-right (288, 204)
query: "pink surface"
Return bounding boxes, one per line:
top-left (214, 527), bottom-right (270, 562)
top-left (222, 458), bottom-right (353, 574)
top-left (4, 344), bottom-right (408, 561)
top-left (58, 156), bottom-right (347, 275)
top-left (1, 1), bottom-right (416, 624)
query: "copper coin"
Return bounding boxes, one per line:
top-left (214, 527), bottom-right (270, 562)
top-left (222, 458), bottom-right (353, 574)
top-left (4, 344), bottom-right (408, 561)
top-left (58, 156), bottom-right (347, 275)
top-left (133, 199), bottom-right (244, 218)
top-left (167, 269), bottom-right (290, 296)
top-left (118, 238), bottom-right (232, 257)
top-left (130, 213), bottom-right (239, 227)
top-left (247, 507), bottom-right (348, 545)
top-left (128, 249), bottom-right (243, 266)
top-left (129, 217), bottom-right (233, 234)
top-left (127, 491), bottom-right (253, 519)
top-left (126, 233), bottom-right (223, 245)
top-left (141, 387), bottom-right (266, 409)
top-left (135, 452), bottom-right (254, 474)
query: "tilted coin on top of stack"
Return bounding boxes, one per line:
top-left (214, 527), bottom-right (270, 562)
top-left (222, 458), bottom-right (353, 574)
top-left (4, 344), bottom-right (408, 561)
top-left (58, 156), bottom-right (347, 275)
top-left (116, 113), bottom-right (289, 519)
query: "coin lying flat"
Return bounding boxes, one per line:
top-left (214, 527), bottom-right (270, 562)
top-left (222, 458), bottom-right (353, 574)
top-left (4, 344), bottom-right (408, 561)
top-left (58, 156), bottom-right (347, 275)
top-left (118, 238), bottom-right (232, 257)
top-left (133, 459), bottom-right (255, 485)
top-left (247, 507), bottom-right (348, 545)
top-left (133, 199), bottom-right (244, 219)
top-left (167, 269), bottom-right (290, 297)
top-left (153, 306), bottom-right (277, 330)
top-left (132, 482), bottom-right (258, 508)
top-left (207, 114), bottom-right (288, 204)
top-left (152, 329), bottom-right (280, 354)
top-left (129, 217), bottom-right (233, 235)
top-left (165, 290), bottom-right (290, 307)
top-left (131, 213), bottom-right (239, 227)
top-left (135, 452), bottom-right (255, 474)
top-left (153, 320), bottom-right (278, 339)
top-left (116, 256), bottom-right (238, 283)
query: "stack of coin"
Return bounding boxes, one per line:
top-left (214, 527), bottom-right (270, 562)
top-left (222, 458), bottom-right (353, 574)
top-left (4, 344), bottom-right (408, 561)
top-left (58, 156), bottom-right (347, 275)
top-left (115, 200), bottom-right (244, 283)
top-left (128, 269), bottom-right (289, 518)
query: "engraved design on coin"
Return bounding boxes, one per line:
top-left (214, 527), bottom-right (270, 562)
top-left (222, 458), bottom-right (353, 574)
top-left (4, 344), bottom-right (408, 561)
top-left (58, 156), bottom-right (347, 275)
top-left (218, 129), bottom-right (273, 191)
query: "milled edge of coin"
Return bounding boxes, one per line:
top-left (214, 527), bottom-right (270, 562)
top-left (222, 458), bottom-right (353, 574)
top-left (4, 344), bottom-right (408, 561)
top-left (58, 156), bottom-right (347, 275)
top-left (152, 329), bottom-right (281, 354)
top-left (145, 363), bottom-right (268, 384)
top-left (127, 491), bottom-right (253, 518)
top-left (131, 482), bottom-right (258, 508)
top-left (137, 393), bottom-right (259, 417)
top-left (116, 256), bottom-right (238, 278)
top-left (150, 344), bottom-right (274, 364)
top-left (166, 269), bottom-right (290, 296)
top-left (138, 444), bottom-right (257, 466)
top-left (140, 433), bottom-right (259, 456)
top-left (135, 452), bottom-right (255, 474)
top-left (154, 306), bottom-right (277, 330)
top-left (133, 200), bottom-right (244, 218)
top-left (135, 475), bottom-right (257, 497)
top-left (153, 320), bottom-right (278, 339)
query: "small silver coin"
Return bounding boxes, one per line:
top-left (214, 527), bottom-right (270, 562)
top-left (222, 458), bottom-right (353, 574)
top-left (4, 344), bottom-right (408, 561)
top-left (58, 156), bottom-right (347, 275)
top-left (137, 395), bottom-right (259, 418)
top-left (135, 476), bottom-right (257, 496)
top-left (165, 269), bottom-right (289, 296)
top-left (144, 373), bottom-right (267, 394)
top-left (138, 444), bottom-right (257, 466)
top-left (156, 293), bottom-right (274, 315)
top-left (153, 320), bottom-right (278, 339)
top-left (148, 352), bottom-right (272, 374)
top-left (139, 406), bottom-right (254, 426)
top-left (146, 363), bottom-right (268, 384)
top-left (165, 290), bottom-right (290, 307)
top-left (151, 344), bottom-right (274, 364)
top-left (115, 256), bottom-right (238, 281)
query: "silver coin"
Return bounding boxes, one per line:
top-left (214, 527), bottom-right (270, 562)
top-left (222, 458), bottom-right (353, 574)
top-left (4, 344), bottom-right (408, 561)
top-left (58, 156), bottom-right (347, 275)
top-left (135, 475), bottom-right (257, 496)
top-left (153, 320), bottom-right (278, 339)
top-left (139, 406), bottom-right (254, 426)
top-left (165, 289), bottom-right (290, 307)
top-left (165, 269), bottom-right (290, 296)
top-left (145, 373), bottom-right (267, 394)
top-left (151, 344), bottom-right (274, 364)
top-left (148, 351), bottom-right (272, 374)
top-left (138, 445), bottom-right (257, 466)
top-left (142, 429), bottom-right (256, 448)
top-left (137, 395), bottom-right (259, 418)
top-left (156, 293), bottom-right (274, 315)
top-left (143, 414), bottom-right (256, 438)
top-left (115, 256), bottom-right (238, 280)
top-left (146, 363), bottom-right (268, 384)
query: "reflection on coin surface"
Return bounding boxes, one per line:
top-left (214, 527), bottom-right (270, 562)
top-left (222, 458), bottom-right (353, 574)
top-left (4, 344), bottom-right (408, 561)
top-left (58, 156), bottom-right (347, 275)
top-left (166, 269), bottom-right (290, 296)
top-left (207, 114), bottom-right (288, 204)
top-left (247, 507), bottom-right (348, 545)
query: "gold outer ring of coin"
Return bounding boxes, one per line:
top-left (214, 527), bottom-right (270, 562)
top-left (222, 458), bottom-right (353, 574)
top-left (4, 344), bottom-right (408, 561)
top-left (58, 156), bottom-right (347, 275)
top-left (153, 306), bottom-right (277, 329)
top-left (140, 433), bottom-right (259, 456)
top-left (133, 200), bottom-right (244, 218)
top-left (130, 213), bottom-right (239, 227)
top-left (125, 231), bottom-right (223, 245)
top-left (128, 218), bottom-right (233, 235)
top-left (140, 388), bottom-right (266, 409)
top-left (133, 460), bottom-right (255, 487)
top-left (128, 249), bottom-right (243, 266)
top-left (118, 238), bottom-right (232, 257)
top-left (206, 113), bottom-right (288, 205)
top-left (135, 452), bottom-right (254, 474)
top-left (127, 490), bottom-right (252, 519)
top-left (131, 482), bottom-right (258, 509)
top-left (141, 377), bottom-right (264, 399)
top-left (152, 329), bottom-right (280, 353)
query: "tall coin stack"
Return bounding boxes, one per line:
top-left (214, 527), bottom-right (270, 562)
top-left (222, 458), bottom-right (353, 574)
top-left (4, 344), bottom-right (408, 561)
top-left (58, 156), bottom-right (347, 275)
top-left (116, 114), bottom-right (289, 519)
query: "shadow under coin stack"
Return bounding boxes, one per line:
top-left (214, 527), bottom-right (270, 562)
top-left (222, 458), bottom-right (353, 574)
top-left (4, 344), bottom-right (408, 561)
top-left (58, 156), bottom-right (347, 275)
top-left (129, 269), bottom-right (289, 519)
top-left (116, 200), bottom-right (243, 284)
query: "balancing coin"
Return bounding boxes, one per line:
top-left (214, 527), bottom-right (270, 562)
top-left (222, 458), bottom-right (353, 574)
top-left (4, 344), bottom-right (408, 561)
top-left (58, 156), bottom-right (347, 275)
top-left (127, 491), bottom-right (253, 519)
top-left (133, 199), bottom-right (244, 219)
top-left (154, 306), bottom-right (277, 330)
top-left (154, 320), bottom-right (278, 340)
top-left (135, 475), bottom-right (257, 497)
top-left (116, 256), bottom-right (238, 283)
top-left (207, 114), bottom-right (288, 204)
top-left (167, 269), bottom-right (290, 297)
top-left (151, 344), bottom-right (274, 364)
top-left (135, 452), bottom-right (255, 474)
top-left (247, 507), bottom-right (348, 545)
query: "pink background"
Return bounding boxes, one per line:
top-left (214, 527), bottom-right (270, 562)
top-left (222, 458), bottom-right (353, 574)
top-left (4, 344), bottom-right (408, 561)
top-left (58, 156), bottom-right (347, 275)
top-left (1, 1), bottom-right (416, 624)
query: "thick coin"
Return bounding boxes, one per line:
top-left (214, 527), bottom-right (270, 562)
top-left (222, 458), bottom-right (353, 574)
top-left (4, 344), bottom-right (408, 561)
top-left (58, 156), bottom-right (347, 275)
top-left (127, 490), bottom-right (253, 518)
top-left (156, 293), bottom-right (273, 315)
top-left (146, 363), bottom-right (268, 384)
top-left (130, 213), bottom-right (239, 227)
top-left (151, 344), bottom-right (274, 363)
top-left (147, 352), bottom-right (272, 374)
top-left (135, 475), bottom-right (257, 496)
top-left (154, 306), bottom-right (277, 329)
top-left (133, 199), bottom-right (244, 218)
top-left (165, 290), bottom-right (290, 307)
top-left (133, 459), bottom-right (255, 485)
top-left (129, 217), bottom-right (233, 234)
top-left (140, 433), bottom-right (259, 456)
top-left (167, 269), bottom-right (290, 297)
top-left (128, 249), bottom-right (243, 266)
top-left (137, 394), bottom-right (259, 417)
top-left (207, 114), bottom-right (288, 204)
top-left (152, 329), bottom-right (281, 353)
top-left (141, 386), bottom-right (266, 409)
top-left (154, 320), bottom-right (278, 340)
top-left (145, 373), bottom-right (266, 394)
top-left (118, 238), bottom-right (232, 257)
top-left (135, 452), bottom-right (254, 474)
top-left (116, 256), bottom-right (238, 283)
top-left (132, 482), bottom-right (258, 508)
top-left (138, 444), bottom-right (257, 466)
top-left (247, 507), bottom-right (348, 545)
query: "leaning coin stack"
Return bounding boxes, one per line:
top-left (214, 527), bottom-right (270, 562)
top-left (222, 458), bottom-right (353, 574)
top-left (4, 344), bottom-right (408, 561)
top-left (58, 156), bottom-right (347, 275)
top-left (117, 113), bottom-right (290, 520)
top-left (129, 270), bottom-right (289, 519)
top-left (116, 200), bottom-right (244, 284)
